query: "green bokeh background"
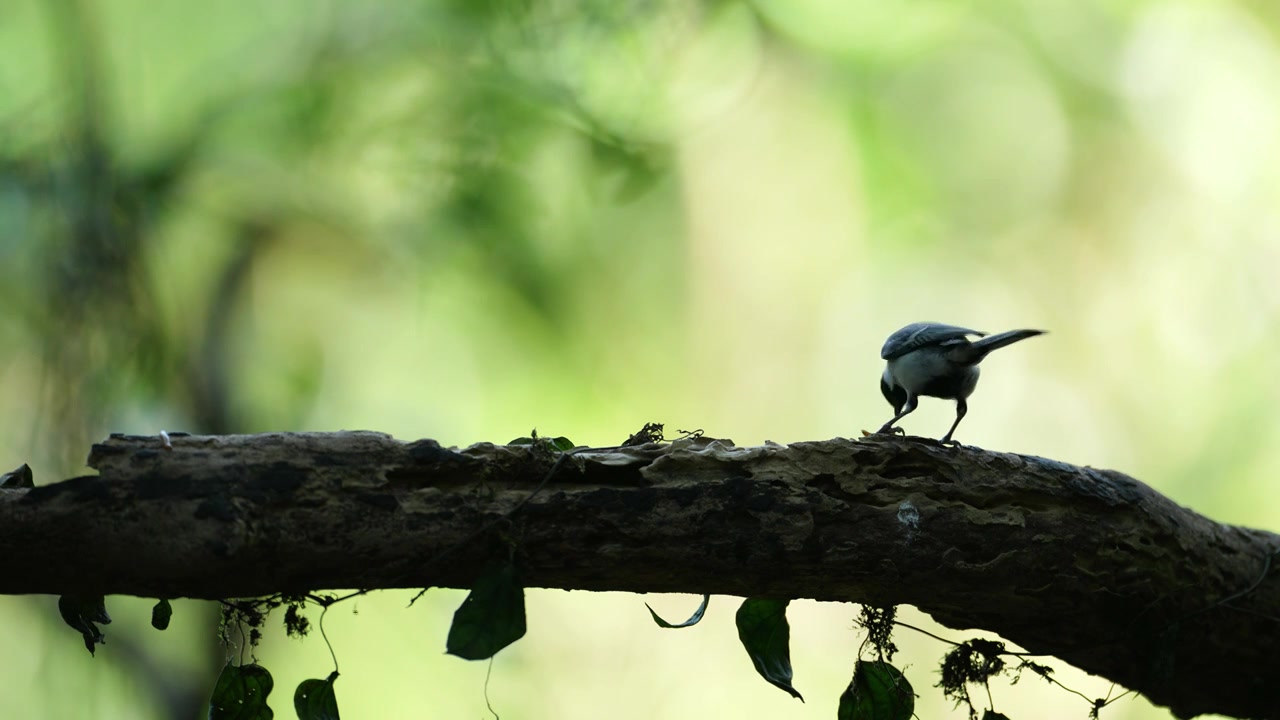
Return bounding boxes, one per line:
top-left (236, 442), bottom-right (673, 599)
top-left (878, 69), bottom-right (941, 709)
top-left (1, 0), bottom-right (1275, 717)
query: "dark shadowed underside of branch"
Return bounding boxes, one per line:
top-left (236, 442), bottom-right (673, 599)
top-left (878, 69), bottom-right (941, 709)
top-left (1, 432), bottom-right (1277, 719)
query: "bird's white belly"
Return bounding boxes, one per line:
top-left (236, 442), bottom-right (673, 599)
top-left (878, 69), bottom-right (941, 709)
top-left (887, 353), bottom-right (948, 392)
top-left (886, 352), bottom-right (980, 398)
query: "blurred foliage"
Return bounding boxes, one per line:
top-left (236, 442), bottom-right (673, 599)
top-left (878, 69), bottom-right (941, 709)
top-left (2, 0), bottom-right (1278, 717)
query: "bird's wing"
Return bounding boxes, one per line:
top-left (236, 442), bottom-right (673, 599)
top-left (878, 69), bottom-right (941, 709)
top-left (881, 322), bottom-right (986, 359)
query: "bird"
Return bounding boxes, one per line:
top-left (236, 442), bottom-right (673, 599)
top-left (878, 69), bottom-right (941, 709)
top-left (876, 322), bottom-right (1045, 444)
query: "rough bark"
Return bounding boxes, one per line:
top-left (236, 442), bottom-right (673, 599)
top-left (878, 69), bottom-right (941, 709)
top-left (1, 431), bottom-right (1276, 719)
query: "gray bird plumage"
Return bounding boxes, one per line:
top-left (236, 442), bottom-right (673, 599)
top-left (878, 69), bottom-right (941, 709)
top-left (876, 322), bottom-right (1044, 443)
top-left (881, 323), bottom-right (986, 360)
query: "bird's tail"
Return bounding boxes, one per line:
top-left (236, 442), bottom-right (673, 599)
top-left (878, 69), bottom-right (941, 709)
top-left (960, 329), bottom-right (1045, 362)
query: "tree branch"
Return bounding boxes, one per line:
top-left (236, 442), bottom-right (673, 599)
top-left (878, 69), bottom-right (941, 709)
top-left (2, 431), bottom-right (1276, 719)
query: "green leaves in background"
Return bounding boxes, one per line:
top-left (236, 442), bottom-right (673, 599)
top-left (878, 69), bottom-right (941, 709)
top-left (446, 562), bottom-right (526, 660)
top-left (209, 662), bottom-right (274, 720)
top-left (838, 660), bottom-right (913, 720)
top-left (294, 672), bottom-right (340, 720)
top-left (735, 598), bottom-right (803, 701)
top-left (589, 137), bottom-right (667, 204)
top-left (646, 594), bottom-right (710, 628)
top-left (57, 594), bottom-right (110, 655)
top-left (151, 599), bottom-right (172, 630)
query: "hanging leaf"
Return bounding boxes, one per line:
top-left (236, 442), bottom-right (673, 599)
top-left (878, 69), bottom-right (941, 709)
top-left (151, 599), bottom-right (173, 630)
top-left (209, 662), bottom-right (274, 720)
top-left (58, 595), bottom-right (110, 656)
top-left (838, 660), bottom-right (914, 720)
top-left (446, 563), bottom-right (526, 660)
top-left (294, 672), bottom-right (340, 720)
top-left (735, 598), bottom-right (803, 701)
top-left (646, 595), bottom-right (710, 628)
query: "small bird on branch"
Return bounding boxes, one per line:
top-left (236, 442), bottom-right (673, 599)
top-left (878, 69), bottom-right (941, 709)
top-left (876, 322), bottom-right (1045, 443)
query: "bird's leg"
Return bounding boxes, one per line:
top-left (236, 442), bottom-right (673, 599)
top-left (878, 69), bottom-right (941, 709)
top-left (877, 395), bottom-right (918, 436)
top-left (939, 399), bottom-right (968, 445)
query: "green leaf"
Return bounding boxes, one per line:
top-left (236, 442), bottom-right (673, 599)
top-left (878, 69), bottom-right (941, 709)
top-left (294, 672), bottom-right (340, 720)
top-left (982, 712), bottom-right (1012, 720)
top-left (58, 595), bottom-right (110, 656)
top-left (509, 435), bottom-right (574, 452)
top-left (646, 594), bottom-right (710, 628)
top-left (838, 660), bottom-right (913, 720)
top-left (209, 662), bottom-right (274, 720)
top-left (446, 563), bottom-right (526, 660)
top-left (735, 598), bottom-right (803, 701)
top-left (151, 599), bottom-right (173, 630)
top-left (0, 463), bottom-right (32, 488)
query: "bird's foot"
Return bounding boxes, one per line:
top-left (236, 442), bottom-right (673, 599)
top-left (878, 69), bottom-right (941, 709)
top-left (939, 435), bottom-right (962, 446)
top-left (874, 425), bottom-right (906, 437)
